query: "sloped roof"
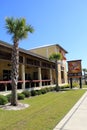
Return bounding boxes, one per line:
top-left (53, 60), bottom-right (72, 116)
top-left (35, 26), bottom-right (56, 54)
top-left (29, 43), bottom-right (68, 53)
top-left (0, 40), bottom-right (54, 62)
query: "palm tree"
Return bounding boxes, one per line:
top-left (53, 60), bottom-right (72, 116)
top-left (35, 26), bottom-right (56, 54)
top-left (49, 53), bottom-right (62, 91)
top-left (83, 68), bottom-right (87, 85)
top-left (5, 17), bottom-right (34, 106)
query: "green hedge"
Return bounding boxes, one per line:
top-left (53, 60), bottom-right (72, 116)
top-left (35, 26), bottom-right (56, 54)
top-left (0, 95), bottom-right (8, 105)
top-left (18, 93), bottom-right (25, 100)
top-left (72, 82), bottom-right (79, 87)
top-left (6, 94), bottom-right (12, 102)
top-left (60, 84), bottom-right (70, 89)
top-left (22, 90), bottom-right (31, 97)
top-left (41, 88), bottom-right (47, 94)
top-left (31, 90), bottom-right (38, 96)
top-left (36, 90), bottom-right (42, 95)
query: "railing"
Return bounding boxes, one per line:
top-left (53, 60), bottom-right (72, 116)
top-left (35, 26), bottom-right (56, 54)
top-left (0, 79), bottom-right (52, 91)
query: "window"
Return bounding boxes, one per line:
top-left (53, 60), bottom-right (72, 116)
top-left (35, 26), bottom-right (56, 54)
top-left (26, 58), bottom-right (40, 66)
top-left (61, 71), bottom-right (65, 83)
top-left (41, 62), bottom-right (51, 68)
top-left (3, 70), bottom-right (11, 80)
top-left (19, 56), bottom-right (23, 63)
top-left (25, 73), bottom-right (31, 80)
top-left (0, 51), bottom-right (11, 60)
top-left (33, 72), bottom-right (38, 80)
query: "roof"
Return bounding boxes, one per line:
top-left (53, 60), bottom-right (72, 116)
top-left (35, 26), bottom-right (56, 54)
top-left (29, 43), bottom-right (68, 53)
top-left (0, 40), bottom-right (54, 62)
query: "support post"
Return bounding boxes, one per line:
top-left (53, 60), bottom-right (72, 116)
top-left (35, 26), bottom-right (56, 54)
top-left (38, 67), bottom-right (42, 87)
top-left (21, 57), bottom-right (25, 90)
top-left (5, 84), bottom-right (7, 91)
top-left (50, 69), bottom-right (52, 85)
top-left (70, 78), bottom-right (72, 89)
top-left (21, 64), bottom-right (25, 89)
top-left (79, 77), bottom-right (82, 89)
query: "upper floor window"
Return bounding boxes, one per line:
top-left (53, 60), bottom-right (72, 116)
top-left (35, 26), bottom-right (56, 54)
top-left (26, 58), bottom-right (40, 66)
top-left (19, 56), bottom-right (23, 63)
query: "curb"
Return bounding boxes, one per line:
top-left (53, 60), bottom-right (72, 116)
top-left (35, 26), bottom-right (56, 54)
top-left (53, 91), bottom-right (87, 130)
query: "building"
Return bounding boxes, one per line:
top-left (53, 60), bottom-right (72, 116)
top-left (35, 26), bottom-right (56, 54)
top-left (30, 44), bottom-right (68, 85)
top-left (0, 40), bottom-right (68, 92)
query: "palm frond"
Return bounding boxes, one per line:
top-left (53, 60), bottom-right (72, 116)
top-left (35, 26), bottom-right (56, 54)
top-left (5, 17), bottom-right (34, 41)
top-left (26, 25), bottom-right (34, 33)
top-left (5, 17), bottom-right (15, 34)
top-left (49, 53), bottom-right (62, 61)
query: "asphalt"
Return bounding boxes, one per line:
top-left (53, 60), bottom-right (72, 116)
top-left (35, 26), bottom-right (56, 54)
top-left (53, 90), bottom-right (87, 130)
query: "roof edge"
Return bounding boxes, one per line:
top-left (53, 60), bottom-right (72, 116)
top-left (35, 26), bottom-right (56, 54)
top-left (0, 40), bottom-right (55, 63)
top-left (29, 43), bottom-right (68, 53)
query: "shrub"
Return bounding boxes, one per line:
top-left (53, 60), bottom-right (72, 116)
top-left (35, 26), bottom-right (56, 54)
top-left (60, 84), bottom-right (70, 90)
top-left (31, 90), bottom-right (38, 96)
top-left (6, 94), bottom-right (12, 102)
top-left (45, 87), bottom-right (50, 92)
top-left (41, 88), bottom-right (47, 94)
top-left (72, 82), bottom-right (79, 87)
top-left (55, 86), bottom-right (60, 91)
top-left (49, 87), bottom-right (55, 91)
top-left (36, 90), bottom-right (42, 95)
top-left (18, 93), bottom-right (25, 100)
top-left (0, 95), bottom-right (8, 105)
top-left (22, 90), bottom-right (31, 97)
top-left (65, 84), bottom-right (70, 88)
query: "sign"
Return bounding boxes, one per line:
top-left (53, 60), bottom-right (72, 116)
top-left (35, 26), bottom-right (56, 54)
top-left (68, 60), bottom-right (82, 78)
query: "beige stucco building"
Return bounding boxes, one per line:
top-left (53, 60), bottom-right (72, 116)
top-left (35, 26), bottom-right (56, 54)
top-left (0, 40), bottom-right (68, 92)
top-left (30, 44), bottom-right (68, 85)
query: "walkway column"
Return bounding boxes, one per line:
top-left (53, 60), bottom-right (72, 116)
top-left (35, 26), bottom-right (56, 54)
top-left (38, 67), bottom-right (42, 87)
top-left (70, 78), bottom-right (72, 89)
top-left (21, 57), bottom-right (25, 90)
top-left (5, 84), bottom-right (7, 91)
top-left (63, 60), bottom-right (68, 84)
top-left (50, 69), bottom-right (53, 85)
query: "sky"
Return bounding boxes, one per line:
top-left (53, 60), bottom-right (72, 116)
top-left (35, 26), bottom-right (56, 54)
top-left (0, 0), bottom-right (87, 68)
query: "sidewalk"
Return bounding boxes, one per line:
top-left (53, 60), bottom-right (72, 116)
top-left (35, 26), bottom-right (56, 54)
top-left (53, 91), bottom-right (87, 130)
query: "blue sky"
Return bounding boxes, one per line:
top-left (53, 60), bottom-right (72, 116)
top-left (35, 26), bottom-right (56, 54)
top-left (0, 0), bottom-right (87, 68)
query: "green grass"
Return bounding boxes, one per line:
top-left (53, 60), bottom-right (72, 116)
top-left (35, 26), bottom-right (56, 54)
top-left (0, 89), bottom-right (86, 130)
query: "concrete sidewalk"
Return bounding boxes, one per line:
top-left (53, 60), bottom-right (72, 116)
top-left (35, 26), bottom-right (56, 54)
top-left (53, 91), bottom-right (87, 130)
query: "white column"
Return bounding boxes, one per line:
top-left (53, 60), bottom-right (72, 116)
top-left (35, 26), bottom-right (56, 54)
top-left (21, 57), bottom-right (25, 89)
top-left (5, 84), bottom-right (7, 91)
top-left (38, 67), bottom-right (42, 87)
top-left (64, 61), bottom-right (68, 84)
top-left (50, 69), bottom-right (53, 85)
top-left (58, 64), bottom-right (61, 85)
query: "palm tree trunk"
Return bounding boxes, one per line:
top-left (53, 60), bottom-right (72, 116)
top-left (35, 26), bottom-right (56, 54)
top-left (11, 41), bottom-right (19, 106)
top-left (55, 60), bottom-right (59, 91)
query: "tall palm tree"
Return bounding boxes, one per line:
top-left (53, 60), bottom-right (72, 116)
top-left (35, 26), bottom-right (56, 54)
top-left (49, 53), bottom-right (62, 91)
top-left (5, 17), bottom-right (34, 106)
top-left (83, 68), bottom-right (87, 85)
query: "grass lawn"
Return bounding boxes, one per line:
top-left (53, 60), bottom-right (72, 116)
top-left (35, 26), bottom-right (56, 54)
top-left (0, 89), bottom-right (86, 130)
